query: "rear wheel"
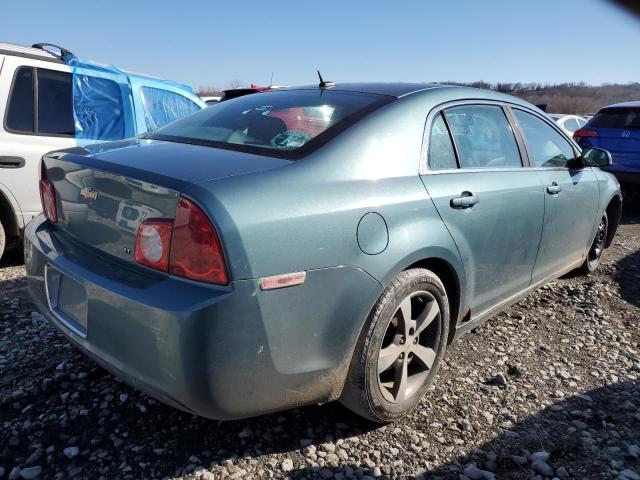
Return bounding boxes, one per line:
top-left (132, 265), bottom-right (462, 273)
top-left (578, 211), bottom-right (608, 275)
top-left (340, 269), bottom-right (449, 422)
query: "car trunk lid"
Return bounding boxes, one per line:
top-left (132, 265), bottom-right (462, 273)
top-left (43, 139), bottom-right (290, 267)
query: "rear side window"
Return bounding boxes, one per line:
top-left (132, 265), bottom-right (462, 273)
top-left (444, 105), bottom-right (522, 169)
top-left (6, 67), bottom-right (35, 133)
top-left (37, 69), bottom-right (74, 135)
top-left (140, 87), bottom-right (201, 133)
top-left (590, 107), bottom-right (640, 130)
top-left (428, 113), bottom-right (457, 169)
top-left (513, 109), bottom-right (576, 168)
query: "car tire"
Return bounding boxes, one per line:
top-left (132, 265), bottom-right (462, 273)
top-left (340, 268), bottom-right (449, 423)
top-left (578, 211), bottom-right (608, 275)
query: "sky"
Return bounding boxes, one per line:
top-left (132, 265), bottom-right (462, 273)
top-left (2, 0), bottom-right (639, 90)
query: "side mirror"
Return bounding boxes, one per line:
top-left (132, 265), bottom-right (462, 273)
top-left (580, 147), bottom-right (612, 168)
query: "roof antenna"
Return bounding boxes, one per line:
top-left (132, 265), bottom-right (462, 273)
top-left (317, 70), bottom-right (335, 89)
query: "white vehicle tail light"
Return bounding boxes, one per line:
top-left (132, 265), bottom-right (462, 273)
top-left (134, 220), bottom-right (172, 271)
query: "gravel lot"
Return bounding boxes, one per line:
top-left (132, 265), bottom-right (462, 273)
top-left (1, 199), bottom-right (639, 480)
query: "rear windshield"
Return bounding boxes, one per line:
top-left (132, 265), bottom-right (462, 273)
top-left (589, 107), bottom-right (640, 130)
top-left (148, 89), bottom-right (391, 159)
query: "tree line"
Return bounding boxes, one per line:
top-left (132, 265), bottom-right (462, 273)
top-left (444, 81), bottom-right (640, 114)
top-left (198, 81), bottom-right (640, 115)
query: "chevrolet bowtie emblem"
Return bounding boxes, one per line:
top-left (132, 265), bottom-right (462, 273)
top-left (80, 186), bottom-right (98, 201)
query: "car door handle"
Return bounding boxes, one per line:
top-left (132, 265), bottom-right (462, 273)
top-left (546, 183), bottom-right (562, 195)
top-left (0, 156), bottom-right (26, 168)
top-left (450, 192), bottom-right (479, 209)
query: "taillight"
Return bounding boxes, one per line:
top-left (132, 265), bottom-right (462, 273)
top-left (134, 219), bottom-right (172, 271)
top-left (574, 129), bottom-right (598, 138)
top-left (39, 162), bottom-right (58, 224)
top-left (170, 198), bottom-right (227, 285)
top-left (133, 197), bottom-right (228, 285)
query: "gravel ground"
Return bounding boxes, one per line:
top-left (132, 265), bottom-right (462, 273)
top-left (1, 199), bottom-right (639, 480)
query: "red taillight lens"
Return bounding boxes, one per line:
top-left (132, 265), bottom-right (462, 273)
top-left (134, 220), bottom-right (172, 271)
top-left (169, 198), bottom-right (228, 285)
top-left (574, 129), bottom-right (598, 138)
top-left (39, 178), bottom-right (58, 224)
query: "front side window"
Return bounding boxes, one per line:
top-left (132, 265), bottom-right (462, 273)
top-left (513, 109), bottom-right (576, 168)
top-left (37, 68), bottom-right (74, 135)
top-left (6, 67), bottom-right (34, 133)
top-left (149, 89), bottom-right (390, 159)
top-left (443, 105), bottom-right (522, 169)
top-left (428, 113), bottom-right (457, 169)
top-left (140, 87), bottom-right (202, 133)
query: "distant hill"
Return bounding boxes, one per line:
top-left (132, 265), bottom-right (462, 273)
top-left (443, 81), bottom-right (640, 115)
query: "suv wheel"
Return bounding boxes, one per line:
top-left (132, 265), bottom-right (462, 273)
top-left (340, 268), bottom-right (449, 422)
top-left (578, 211), bottom-right (608, 275)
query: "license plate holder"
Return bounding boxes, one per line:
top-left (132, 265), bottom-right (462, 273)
top-left (45, 265), bottom-right (88, 337)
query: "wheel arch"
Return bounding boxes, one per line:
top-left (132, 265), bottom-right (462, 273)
top-left (604, 194), bottom-right (622, 248)
top-left (0, 187), bottom-right (20, 238)
top-left (402, 256), bottom-right (463, 345)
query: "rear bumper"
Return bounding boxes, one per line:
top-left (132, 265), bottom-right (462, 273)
top-left (25, 215), bottom-right (381, 419)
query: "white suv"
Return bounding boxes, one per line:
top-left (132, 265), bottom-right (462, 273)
top-left (0, 42), bottom-right (205, 259)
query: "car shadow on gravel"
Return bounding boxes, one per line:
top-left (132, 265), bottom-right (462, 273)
top-left (289, 380), bottom-right (640, 480)
top-left (0, 248), bottom-right (23, 268)
top-left (616, 249), bottom-right (640, 308)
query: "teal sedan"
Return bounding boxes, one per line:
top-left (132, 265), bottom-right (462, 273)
top-left (25, 83), bottom-right (622, 422)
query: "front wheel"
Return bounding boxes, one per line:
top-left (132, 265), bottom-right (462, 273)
top-left (340, 269), bottom-right (449, 422)
top-left (578, 211), bottom-right (608, 275)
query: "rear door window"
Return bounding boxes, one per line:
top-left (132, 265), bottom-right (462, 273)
top-left (428, 113), bottom-right (457, 169)
top-left (443, 105), bottom-right (522, 169)
top-left (37, 68), bottom-right (74, 135)
top-left (513, 109), bottom-right (576, 168)
top-left (589, 108), bottom-right (640, 129)
top-left (6, 67), bottom-right (35, 133)
top-left (5, 66), bottom-right (74, 136)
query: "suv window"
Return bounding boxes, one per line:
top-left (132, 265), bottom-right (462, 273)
top-left (6, 67), bottom-right (35, 133)
top-left (443, 105), bottom-right (522, 168)
top-left (513, 109), bottom-right (576, 168)
top-left (37, 68), bottom-right (74, 135)
top-left (5, 67), bottom-right (74, 136)
top-left (428, 113), bottom-right (457, 169)
top-left (140, 87), bottom-right (201, 132)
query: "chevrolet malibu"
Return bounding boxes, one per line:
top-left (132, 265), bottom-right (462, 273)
top-left (25, 83), bottom-right (622, 422)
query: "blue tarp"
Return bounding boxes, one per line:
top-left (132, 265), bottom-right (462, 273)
top-left (67, 57), bottom-right (202, 142)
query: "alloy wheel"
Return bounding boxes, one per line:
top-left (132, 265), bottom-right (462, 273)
top-left (377, 291), bottom-right (441, 403)
top-left (588, 216), bottom-right (607, 265)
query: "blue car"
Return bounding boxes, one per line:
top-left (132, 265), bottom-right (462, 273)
top-left (574, 102), bottom-right (640, 190)
top-left (24, 83), bottom-right (621, 422)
